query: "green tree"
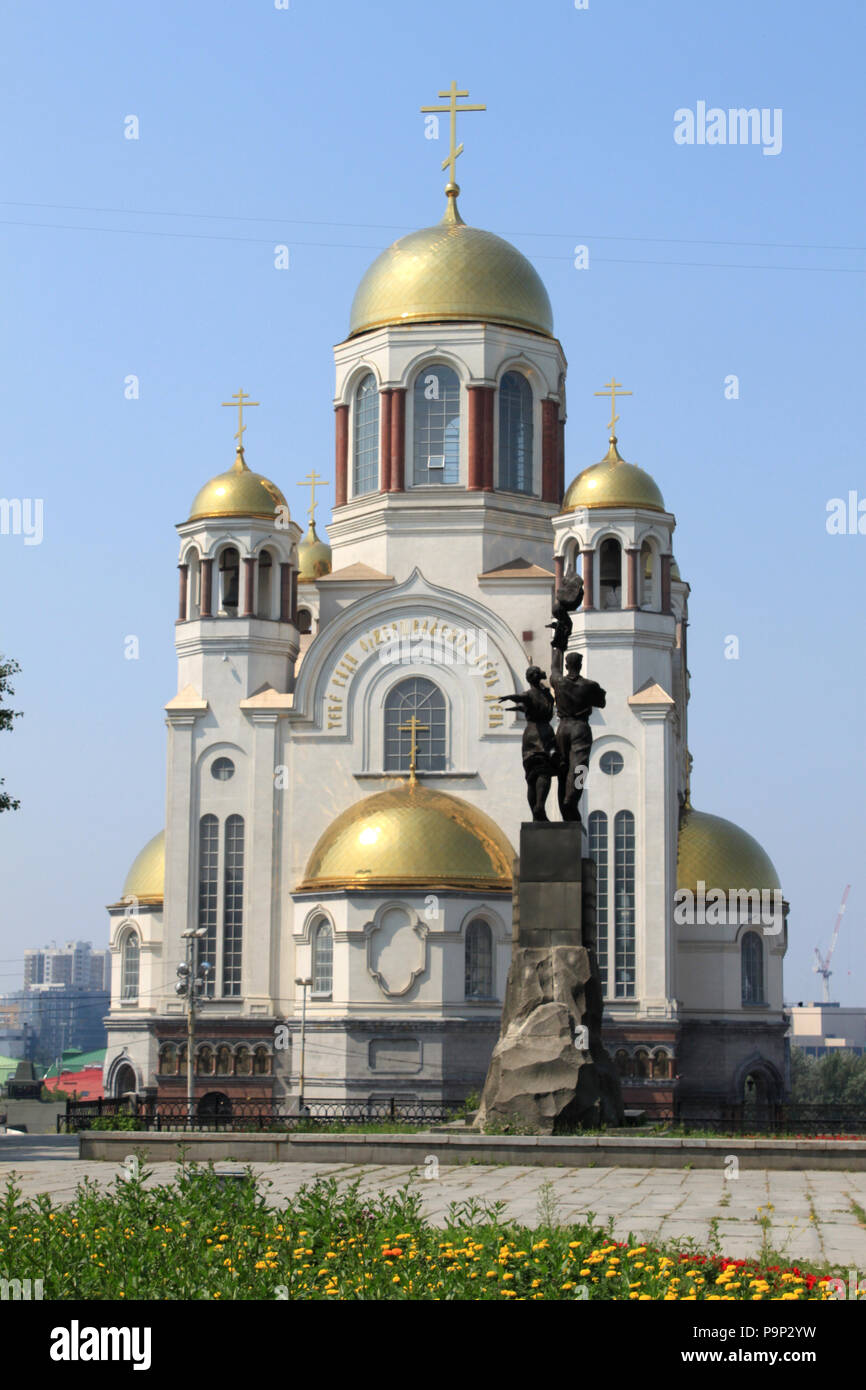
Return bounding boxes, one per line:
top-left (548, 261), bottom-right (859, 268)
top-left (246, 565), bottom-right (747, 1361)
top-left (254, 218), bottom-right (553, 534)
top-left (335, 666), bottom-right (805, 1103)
top-left (0, 655), bottom-right (22, 812)
top-left (790, 1045), bottom-right (866, 1104)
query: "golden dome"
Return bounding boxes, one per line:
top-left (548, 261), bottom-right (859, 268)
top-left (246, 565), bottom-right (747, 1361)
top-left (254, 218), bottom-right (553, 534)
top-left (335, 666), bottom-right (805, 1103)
top-left (121, 830), bottom-right (165, 905)
top-left (298, 780), bottom-right (514, 891)
top-left (677, 808), bottom-right (781, 894)
top-left (188, 447), bottom-right (288, 522)
top-left (349, 194), bottom-right (553, 339)
top-left (297, 520), bottom-right (332, 583)
top-left (561, 436), bottom-right (665, 514)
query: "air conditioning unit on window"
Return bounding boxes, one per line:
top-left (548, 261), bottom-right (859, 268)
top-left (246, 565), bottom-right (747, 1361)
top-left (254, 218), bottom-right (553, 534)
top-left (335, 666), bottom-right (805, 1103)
top-left (427, 455), bottom-right (445, 469)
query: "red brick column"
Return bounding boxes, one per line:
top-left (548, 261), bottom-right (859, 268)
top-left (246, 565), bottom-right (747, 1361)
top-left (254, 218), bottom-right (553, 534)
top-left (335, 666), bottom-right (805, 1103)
top-left (541, 399), bottom-right (559, 502)
top-left (200, 559), bottom-right (213, 618)
top-left (280, 563), bottom-right (291, 623)
top-left (554, 554), bottom-right (564, 586)
top-left (334, 404), bottom-right (348, 507)
top-left (290, 568), bottom-right (298, 623)
top-left (625, 548), bottom-right (640, 610)
top-left (661, 554), bottom-right (672, 614)
top-left (482, 387), bottom-right (495, 491)
top-left (378, 389), bottom-right (393, 494)
top-left (467, 386), bottom-right (484, 490)
top-left (242, 557), bottom-right (255, 617)
top-left (582, 550), bottom-right (594, 611)
top-left (177, 563), bottom-right (188, 622)
top-left (389, 388), bottom-right (405, 491)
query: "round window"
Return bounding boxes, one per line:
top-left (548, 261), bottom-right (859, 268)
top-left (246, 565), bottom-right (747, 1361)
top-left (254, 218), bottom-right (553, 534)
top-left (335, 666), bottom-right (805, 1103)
top-left (599, 751), bottom-right (624, 775)
top-left (211, 757), bottom-right (235, 781)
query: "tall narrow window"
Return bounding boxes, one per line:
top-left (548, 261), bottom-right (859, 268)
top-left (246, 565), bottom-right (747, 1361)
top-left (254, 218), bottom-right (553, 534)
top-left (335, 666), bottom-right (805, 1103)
top-left (312, 919), bottom-right (333, 997)
top-left (384, 677), bottom-right (446, 772)
top-left (121, 930), bottom-right (140, 1001)
top-left (218, 547), bottom-right (240, 613)
top-left (222, 815), bottom-right (244, 996)
top-left (465, 919), bottom-right (493, 999)
top-left (741, 931), bottom-right (765, 1005)
top-left (353, 373), bottom-right (379, 496)
top-left (499, 372), bottom-right (534, 493)
top-left (257, 548), bottom-right (273, 618)
top-left (599, 538), bottom-right (622, 610)
top-left (614, 810), bottom-right (636, 998)
top-left (588, 811), bottom-right (609, 996)
top-left (640, 540), bottom-right (656, 609)
top-left (413, 364), bottom-right (460, 486)
top-left (198, 815), bottom-right (219, 998)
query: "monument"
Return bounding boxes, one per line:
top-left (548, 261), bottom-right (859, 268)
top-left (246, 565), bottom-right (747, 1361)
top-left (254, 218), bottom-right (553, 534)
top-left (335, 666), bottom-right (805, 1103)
top-left (475, 570), bottom-right (624, 1133)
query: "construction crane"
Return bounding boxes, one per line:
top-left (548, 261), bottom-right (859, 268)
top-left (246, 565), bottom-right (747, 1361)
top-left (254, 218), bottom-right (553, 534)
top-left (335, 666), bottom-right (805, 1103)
top-left (813, 885), bottom-right (851, 1004)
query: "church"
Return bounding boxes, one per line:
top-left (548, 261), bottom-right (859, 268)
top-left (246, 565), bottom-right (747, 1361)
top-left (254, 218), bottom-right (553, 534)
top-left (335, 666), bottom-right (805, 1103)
top-left (103, 88), bottom-right (789, 1119)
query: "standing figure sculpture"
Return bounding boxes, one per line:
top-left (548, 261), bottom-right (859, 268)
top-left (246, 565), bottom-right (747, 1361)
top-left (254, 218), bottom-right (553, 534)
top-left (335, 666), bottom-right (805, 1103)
top-left (549, 616), bottom-right (606, 824)
top-left (497, 666), bottom-right (559, 821)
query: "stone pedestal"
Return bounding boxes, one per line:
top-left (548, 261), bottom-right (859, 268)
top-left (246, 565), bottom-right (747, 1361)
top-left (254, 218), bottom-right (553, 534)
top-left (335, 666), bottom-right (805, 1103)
top-left (476, 823), bottom-right (623, 1133)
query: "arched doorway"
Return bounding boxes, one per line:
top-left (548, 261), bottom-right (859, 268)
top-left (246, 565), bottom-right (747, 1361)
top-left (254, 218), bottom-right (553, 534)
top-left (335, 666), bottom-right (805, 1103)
top-left (742, 1069), bottom-right (775, 1124)
top-left (114, 1063), bottom-right (137, 1097)
top-left (197, 1091), bottom-right (232, 1120)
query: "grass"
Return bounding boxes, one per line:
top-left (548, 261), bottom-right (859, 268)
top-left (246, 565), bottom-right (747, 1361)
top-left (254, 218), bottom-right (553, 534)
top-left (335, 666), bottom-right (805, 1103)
top-left (0, 1165), bottom-right (849, 1301)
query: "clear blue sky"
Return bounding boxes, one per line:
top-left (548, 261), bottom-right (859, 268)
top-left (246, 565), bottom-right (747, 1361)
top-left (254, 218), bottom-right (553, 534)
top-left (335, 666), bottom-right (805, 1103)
top-left (1, 0), bottom-right (863, 1004)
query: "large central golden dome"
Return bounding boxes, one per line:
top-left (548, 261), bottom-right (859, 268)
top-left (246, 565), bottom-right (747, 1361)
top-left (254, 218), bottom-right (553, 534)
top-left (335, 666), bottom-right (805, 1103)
top-left (677, 808), bottom-right (781, 894)
top-left (349, 195), bottom-right (553, 339)
top-left (298, 780), bottom-right (514, 891)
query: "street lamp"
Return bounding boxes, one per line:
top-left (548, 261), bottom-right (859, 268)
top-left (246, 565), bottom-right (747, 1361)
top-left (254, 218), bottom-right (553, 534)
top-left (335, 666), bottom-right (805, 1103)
top-left (178, 928), bottom-right (209, 1124)
top-left (294, 976), bottom-right (312, 1115)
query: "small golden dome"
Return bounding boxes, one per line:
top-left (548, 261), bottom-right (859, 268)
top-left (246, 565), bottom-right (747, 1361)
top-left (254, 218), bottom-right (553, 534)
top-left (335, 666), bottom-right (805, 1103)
top-left (297, 520), bottom-right (332, 583)
top-left (677, 808), bottom-right (781, 894)
top-left (189, 447), bottom-right (288, 522)
top-left (121, 830), bottom-right (165, 904)
top-left (298, 780), bottom-right (514, 891)
top-left (561, 436), bottom-right (665, 514)
top-left (349, 195), bottom-right (553, 339)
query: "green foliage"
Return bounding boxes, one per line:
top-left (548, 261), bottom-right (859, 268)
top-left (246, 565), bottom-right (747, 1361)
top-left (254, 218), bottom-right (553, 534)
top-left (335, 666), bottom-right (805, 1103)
top-left (88, 1115), bottom-right (140, 1132)
top-left (790, 1046), bottom-right (866, 1105)
top-left (0, 655), bottom-right (21, 813)
top-left (0, 1168), bottom-right (837, 1301)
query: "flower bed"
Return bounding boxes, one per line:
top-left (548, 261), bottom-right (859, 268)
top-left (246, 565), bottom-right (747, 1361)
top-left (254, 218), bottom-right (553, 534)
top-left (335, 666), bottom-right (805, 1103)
top-left (0, 1168), bottom-right (846, 1301)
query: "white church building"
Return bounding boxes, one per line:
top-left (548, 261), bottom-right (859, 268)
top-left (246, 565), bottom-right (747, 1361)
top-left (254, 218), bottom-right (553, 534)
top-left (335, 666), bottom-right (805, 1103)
top-left (103, 147), bottom-right (788, 1117)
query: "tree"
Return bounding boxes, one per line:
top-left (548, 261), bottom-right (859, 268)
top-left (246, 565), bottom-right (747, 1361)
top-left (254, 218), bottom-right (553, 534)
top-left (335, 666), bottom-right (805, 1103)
top-left (0, 655), bottom-right (22, 812)
top-left (790, 1045), bottom-right (866, 1104)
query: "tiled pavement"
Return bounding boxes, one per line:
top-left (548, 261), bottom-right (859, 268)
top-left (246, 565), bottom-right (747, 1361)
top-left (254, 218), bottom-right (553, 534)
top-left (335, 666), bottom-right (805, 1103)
top-left (1, 1137), bottom-right (865, 1267)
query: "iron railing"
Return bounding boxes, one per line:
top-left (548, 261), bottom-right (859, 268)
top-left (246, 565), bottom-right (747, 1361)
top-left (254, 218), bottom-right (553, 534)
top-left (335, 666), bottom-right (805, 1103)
top-left (59, 1096), bottom-right (465, 1133)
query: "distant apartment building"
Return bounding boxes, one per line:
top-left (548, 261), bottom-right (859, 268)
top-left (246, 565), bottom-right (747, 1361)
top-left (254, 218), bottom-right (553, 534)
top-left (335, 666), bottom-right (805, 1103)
top-left (23, 942), bottom-right (110, 993)
top-left (788, 1003), bottom-right (866, 1058)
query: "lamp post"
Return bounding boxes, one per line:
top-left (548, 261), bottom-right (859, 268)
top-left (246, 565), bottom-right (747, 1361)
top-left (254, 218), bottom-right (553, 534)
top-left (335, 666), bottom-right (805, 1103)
top-left (294, 976), bottom-right (312, 1115)
top-left (177, 929), bottom-right (210, 1125)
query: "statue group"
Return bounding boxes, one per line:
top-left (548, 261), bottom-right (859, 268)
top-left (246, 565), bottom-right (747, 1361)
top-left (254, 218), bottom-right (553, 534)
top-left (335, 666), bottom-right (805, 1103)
top-left (498, 570), bottom-right (606, 823)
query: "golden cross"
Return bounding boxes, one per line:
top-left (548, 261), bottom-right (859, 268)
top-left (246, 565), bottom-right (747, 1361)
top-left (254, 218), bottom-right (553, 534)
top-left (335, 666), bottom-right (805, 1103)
top-left (594, 377), bottom-right (632, 437)
top-left (221, 389), bottom-right (259, 450)
top-left (298, 469), bottom-right (328, 524)
top-left (398, 715), bottom-right (429, 784)
top-left (420, 80), bottom-right (486, 192)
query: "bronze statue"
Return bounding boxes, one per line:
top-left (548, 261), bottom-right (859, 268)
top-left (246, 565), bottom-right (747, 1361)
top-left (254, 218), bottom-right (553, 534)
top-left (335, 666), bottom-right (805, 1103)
top-left (497, 666), bottom-right (559, 821)
top-left (549, 646), bottom-right (606, 823)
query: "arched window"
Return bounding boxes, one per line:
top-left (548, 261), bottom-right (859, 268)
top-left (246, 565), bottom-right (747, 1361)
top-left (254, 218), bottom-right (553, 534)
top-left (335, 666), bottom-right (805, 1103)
top-left (353, 373), bottom-right (380, 496)
top-left (741, 931), bottom-right (765, 1005)
top-left (465, 919), bottom-right (494, 999)
top-left (384, 677), bottom-right (447, 772)
top-left (218, 546), bottom-right (240, 614)
top-left (499, 372), bottom-right (534, 493)
top-left (413, 364), bottom-right (460, 486)
top-left (253, 1046), bottom-right (272, 1076)
top-left (114, 1063), bottom-right (136, 1097)
top-left (297, 607), bottom-right (312, 635)
top-left (599, 538), bottom-right (622, 610)
top-left (198, 815), bottom-right (219, 998)
top-left (121, 929), bottom-right (140, 1001)
top-left (652, 1050), bottom-right (673, 1080)
top-left (588, 812), bottom-right (608, 996)
top-left (614, 810), bottom-right (636, 998)
top-left (634, 1048), bottom-right (650, 1079)
top-left (257, 548), bottom-right (273, 618)
top-left (614, 1049), bottom-right (631, 1078)
top-left (641, 540), bottom-right (656, 609)
top-left (312, 920), bottom-right (334, 997)
top-left (159, 1044), bottom-right (177, 1076)
top-left (235, 1046), bottom-right (252, 1077)
top-left (197, 1045), bottom-right (215, 1076)
top-left (215, 1045), bottom-right (233, 1076)
top-left (223, 815), bottom-right (244, 997)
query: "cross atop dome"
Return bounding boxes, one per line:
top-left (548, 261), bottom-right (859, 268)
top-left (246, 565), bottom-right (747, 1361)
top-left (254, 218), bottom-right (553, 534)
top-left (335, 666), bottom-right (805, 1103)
top-left (420, 80), bottom-right (486, 200)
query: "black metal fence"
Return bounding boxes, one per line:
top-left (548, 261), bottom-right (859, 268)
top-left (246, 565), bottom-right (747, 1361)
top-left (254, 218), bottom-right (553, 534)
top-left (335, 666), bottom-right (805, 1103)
top-left (59, 1096), bottom-right (465, 1134)
top-left (622, 1100), bottom-right (866, 1136)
